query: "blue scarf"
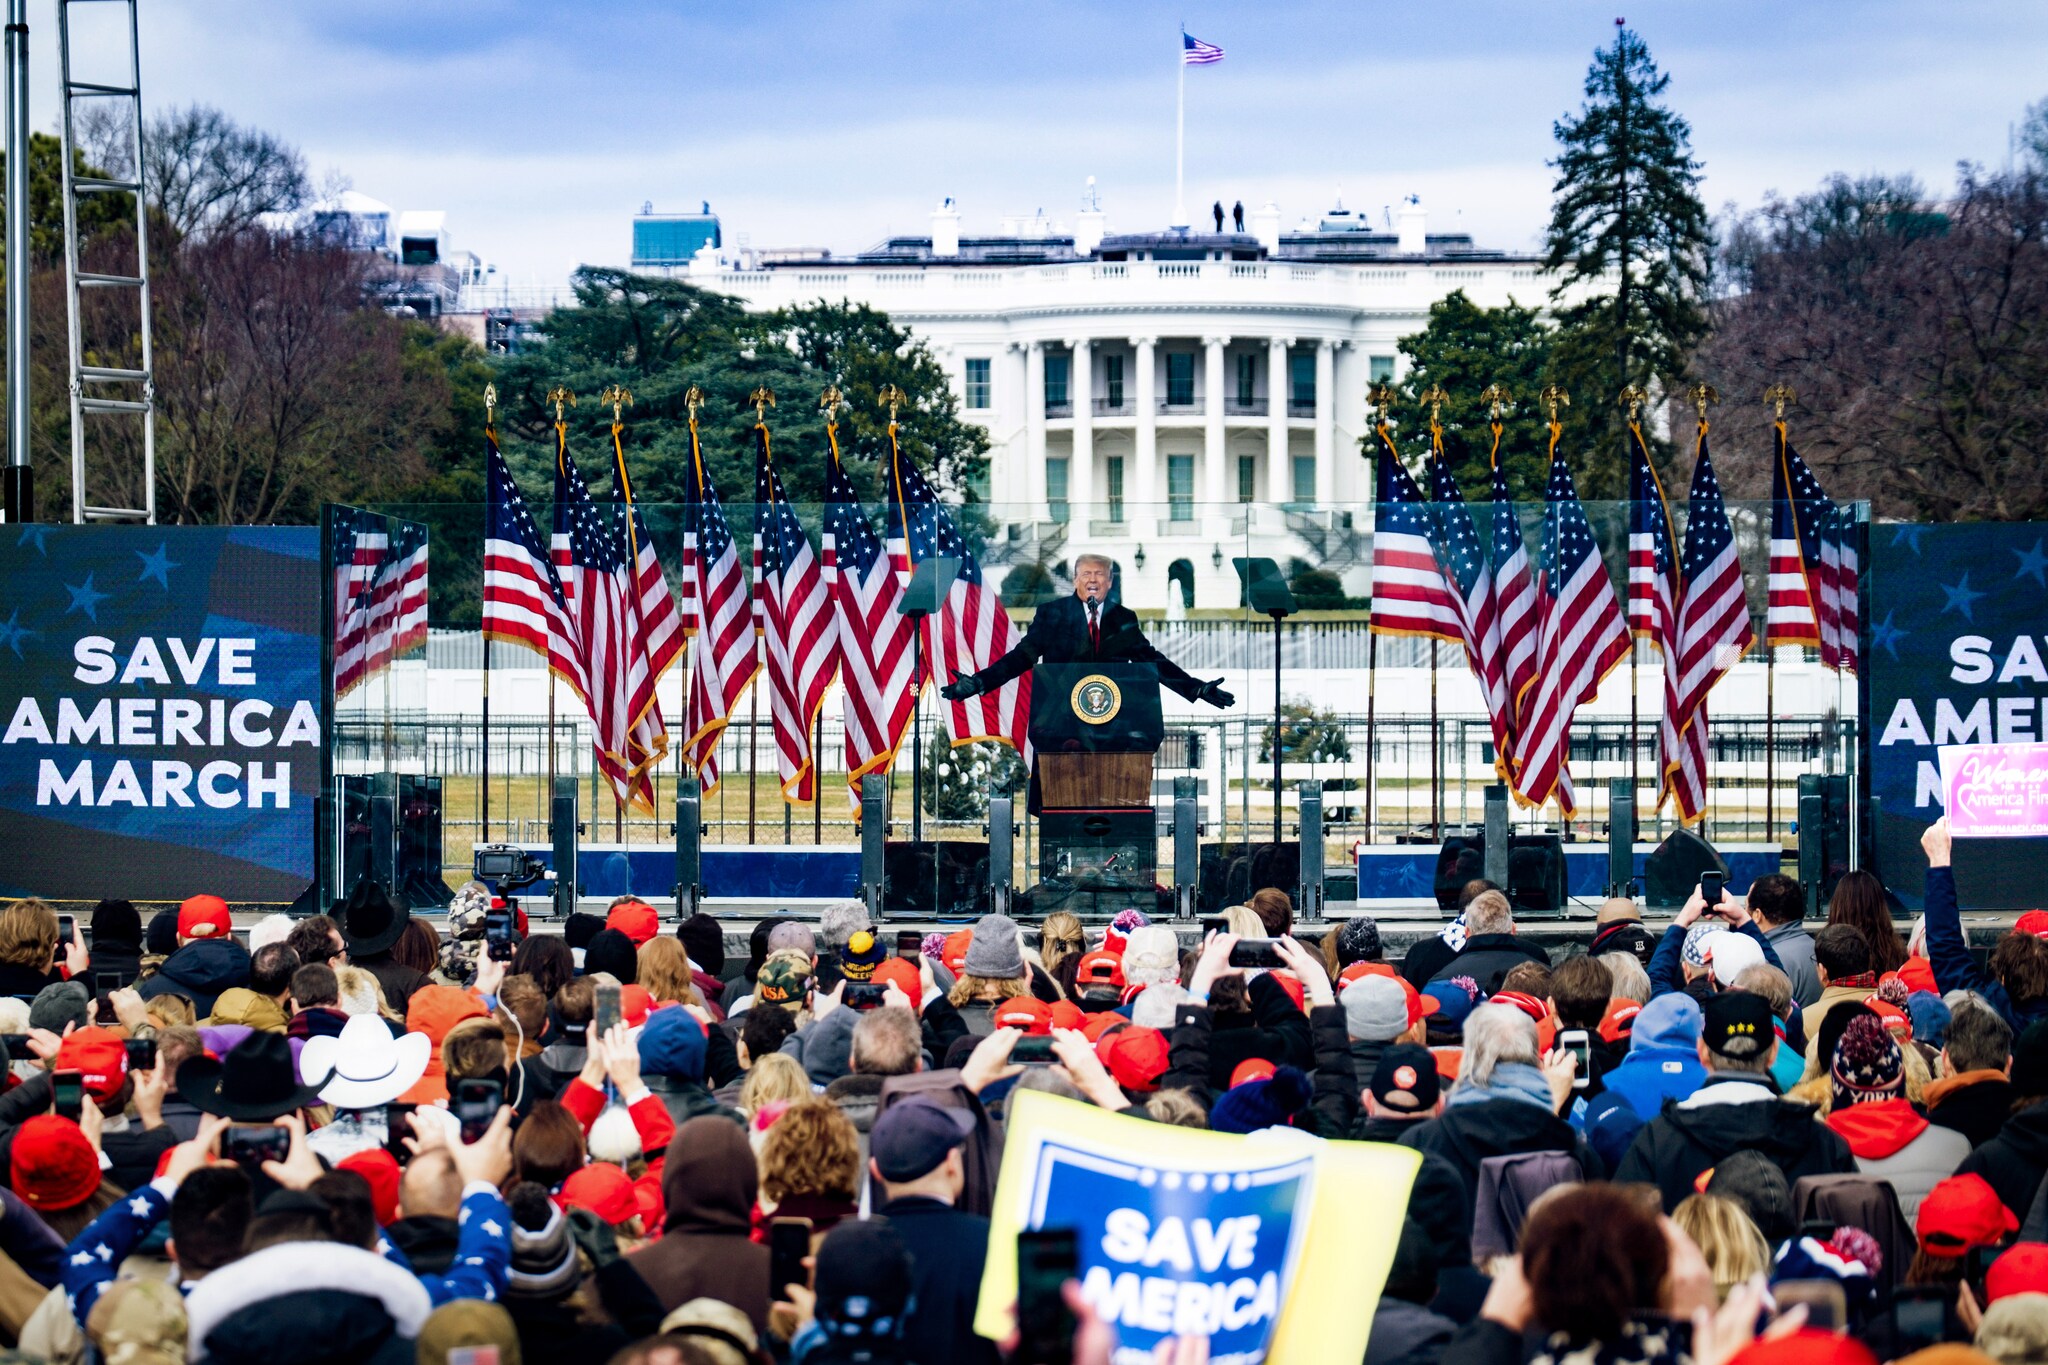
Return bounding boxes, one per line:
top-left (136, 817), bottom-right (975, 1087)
top-left (1446, 1061), bottom-right (1556, 1113)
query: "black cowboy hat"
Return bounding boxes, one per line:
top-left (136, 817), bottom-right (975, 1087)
top-left (333, 876), bottom-right (411, 958)
top-left (175, 1031), bottom-right (325, 1121)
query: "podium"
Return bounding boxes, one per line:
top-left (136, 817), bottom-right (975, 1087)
top-left (1027, 664), bottom-right (1164, 916)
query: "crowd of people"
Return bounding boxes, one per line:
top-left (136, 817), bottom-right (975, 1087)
top-left (0, 815), bottom-right (2043, 1362)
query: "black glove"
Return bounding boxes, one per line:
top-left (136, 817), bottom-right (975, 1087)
top-left (1198, 679), bottom-right (1235, 708)
top-left (566, 1206), bottom-right (621, 1269)
top-left (940, 673), bottom-right (984, 702)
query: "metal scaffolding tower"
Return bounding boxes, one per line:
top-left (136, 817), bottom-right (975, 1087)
top-left (57, 0), bottom-right (154, 524)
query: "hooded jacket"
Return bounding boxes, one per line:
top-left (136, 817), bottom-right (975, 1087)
top-left (1959, 1099), bottom-right (2048, 1218)
top-left (626, 1115), bottom-right (775, 1335)
top-left (879, 1194), bottom-right (1001, 1365)
top-left (185, 1241), bottom-right (430, 1365)
top-left (135, 937), bottom-right (250, 1017)
top-left (1925, 1069), bottom-right (2015, 1148)
top-left (205, 988), bottom-right (288, 1034)
top-left (358, 955), bottom-right (430, 1020)
top-left (1825, 1098), bottom-right (1972, 1221)
top-left (1601, 997), bottom-right (1706, 1121)
top-left (780, 1005), bottom-right (859, 1087)
top-left (1613, 1074), bottom-right (1858, 1210)
top-left (1425, 935), bottom-right (1548, 998)
top-left (397, 985), bottom-right (489, 1105)
top-left (1397, 1086), bottom-right (1604, 1214)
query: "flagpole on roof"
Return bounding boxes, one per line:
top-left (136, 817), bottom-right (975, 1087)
top-left (1763, 382), bottom-right (1796, 847)
top-left (1175, 27), bottom-right (1186, 228)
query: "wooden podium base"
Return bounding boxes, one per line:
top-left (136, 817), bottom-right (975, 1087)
top-left (1038, 752), bottom-right (1152, 810)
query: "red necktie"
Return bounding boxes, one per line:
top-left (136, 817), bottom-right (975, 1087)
top-left (1088, 605), bottom-right (1100, 652)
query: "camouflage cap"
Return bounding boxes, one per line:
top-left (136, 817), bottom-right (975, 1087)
top-left (87, 1278), bottom-right (187, 1365)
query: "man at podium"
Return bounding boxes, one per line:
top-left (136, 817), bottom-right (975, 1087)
top-left (939, 554), bottom-right (1236, 708)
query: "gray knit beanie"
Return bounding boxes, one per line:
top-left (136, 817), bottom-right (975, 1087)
top-left (962, 914), bottom-right (1025, 979)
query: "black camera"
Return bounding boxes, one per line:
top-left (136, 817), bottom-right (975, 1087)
top-left (473, 844), bottom-right (547, 892)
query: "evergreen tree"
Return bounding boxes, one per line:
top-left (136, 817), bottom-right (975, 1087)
top-left (1391, 289), bottom-right (1570, 502)
top-left (1543, 24), bottom-right (1712, 495)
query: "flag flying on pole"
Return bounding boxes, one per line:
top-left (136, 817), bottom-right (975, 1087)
top-left (1513, 431), bottom-right (1630, 814)
top-left (605, 421), bottom-right (682, 788)
top-left (753, 422), bottom-right (839, 804)
top-left (1182, 31), bottom-right (1224, 63)
top-left (481, 427), bottom-right (587, 701)
top-left (1765, 423), bottom-right (1824, 649)
top-left (1489, 453), bottom-right (1539, 779)
top-left (680, 417), bottom-right (758, 796)
top-left (1368, 426), bottom-right (1463, 644)
top-left (1426, 449), bottom-right (1512, 776)
top-left (1821, 503), bottom-right (1859, 674)
top-left (364, 519), bottom-right (429, 678)
top-left (824, 425), bottom-right (917, 797)
top-left (331, 508), bottom-right (385, 699)
top-left (1662, 423), bottom-right (1754, 824)
top-left (551, 424), bottom-right (657, 813)
top-left (1626, 422), bottom-right (1680, 660)
top-left (884, 424), bottom-right (1031, 759)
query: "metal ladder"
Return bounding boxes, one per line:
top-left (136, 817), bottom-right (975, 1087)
top-left (56, 0), bottom-right (153, 524)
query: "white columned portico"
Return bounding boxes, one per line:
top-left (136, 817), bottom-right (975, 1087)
top-left (1267, 335), bottom-right (1293, 503)
top-left (1068, 337), bottom-right (1092, 519)
top-left (1313, 338), bottom-right (1336, 506)
top-left (1133, 336), bottom-right (1157, 532)
top-left (1024, 340), bottom-right (1046, 520)
top-left (1202, 335), bottom-right (1227, 517)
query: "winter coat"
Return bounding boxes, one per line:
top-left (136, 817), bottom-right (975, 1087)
top-left (285, 1007), bottom-right (350, 1043)
top-left (825, 1074), bottom-right (885, 1135)
top-left (396, 985), bottom-right (489, 1105)
top-left (1602, 999), bottom-right (1708, 1121)
top-left (626, 1115), bottom-right (776, 1335)
top-left (1365, 1298), bottom-right (1459, 1365)
top-left (1927, 866), bottom-right (2048, 1036)
top-left (86, 940), bottom-right (143, 990)
top-left (1398, 1092), bottom-right (1604, 1220)
top-left (1925, 1070), bottom-right (2016, 1148)
top-left (781, 1005), bottom-right (859, 1086)
top-left (1826, 1098), bottom-right (1972, 1221)
top-left (205, 988), bottom-right (288, 1033)
top-left (878, 1195), bottom-right (1000, 1365)
top-left (135, 937), bottom-right (250, 1017)
top-left (0, 962), bottom-right (66, 997)
top-left (184, 1242), bottom-right (431, 1365)
top-left (1960, 1099), bottom-right (2048, 1217)
top-left (1762, 921), bottom-right (1822, 1008)
top-left (1425, 935), bottom-right (1548, 998)
top-left (1347, 1132), bottom-right (1473, 1269)
top-left (644, 1074), bottom-right (744, 1130)
top-left (1613, 1074), bottom-right (1858, 1211)
top-left (1801, 982), bottom-right (1883, 1079)
top-left (385, 1215), bottom-right (459, 1275)
top-left (1173, 973), bottom-right (1314, 1094)
top-left (1400, 935), bottom-right (1460, 991)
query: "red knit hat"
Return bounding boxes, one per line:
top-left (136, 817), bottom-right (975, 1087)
top-left (337, 1149), bottom-right (401, 1225)
top-left (619, 985), bottom-right (655, 1028)
top-left (55, 1027), bottom-right (128, 1103)
top-left (562, 1162), bottom-right (640, 1226)
top-left (1917, 1173), bottom-right (2019, 1254)
top-left (871, 958), bottom-right (921, 1003)
top-left (991, 996), bottom-right (1052, 1035)
top-left (606, 901), bottom-right (659, 948)
top-left (1074, 951), bottom-right (1127, 991)
top-left (10, 1115), bottom-right (99, 1210)
top-left (177, 894), bottom-right (231, 941)
top-left (1099, 1027), bottom-right (1169, 1092)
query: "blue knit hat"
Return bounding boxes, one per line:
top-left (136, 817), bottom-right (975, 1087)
top-left (1907, 991), bottom-right (1952, 1050)
top-left (1209, 1066), bottom-right (1312, 1135)
top-left (637, 1006), bottom-right (708, 1082)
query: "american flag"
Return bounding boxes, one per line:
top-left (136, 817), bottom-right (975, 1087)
top-left (825, 428), bottom-right (917, 798)
top-left (481, 427), bottom-right (587, 701)
top-left (551, 426), bottom-right (659, 813)
top-left (1626, 424), bottom-right (1680, 658)
top-left (885, 426), bottom-right (1030, 759)
top-left (1662, 425), bottom-right (1755, 824)
top-left (607, 424), bottom-right (684, 707)
top-left (364, 519), bottom-right (429, 676)
top-left (1514, 448), bottom-right (1630, 815)
top-left (680, 420), bottom-right (758, 796)
top-left (1764, 425), bottom-right (1823, 650)
top-left (331, 508), bottom-right (385, 699)
top-left (1820, 504), bottom-right (1860, 673)
top-left (1183, 31), bottom-right (1224, 64)
top-left (753, 424), bottom-right (839, 804)
top-left (1426, 454), bottom-right (1512, 773)
top-left (1370, 430), bottom-right (1463, 643)
top-left (1489, 458), bottom-right (1539, 780)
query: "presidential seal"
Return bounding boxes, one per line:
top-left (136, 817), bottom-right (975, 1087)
top-left (1071, 673), bottom-right (1122, 725)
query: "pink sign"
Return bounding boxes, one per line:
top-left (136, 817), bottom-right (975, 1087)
top-left (1940, 742), bottom-right (2048, 838)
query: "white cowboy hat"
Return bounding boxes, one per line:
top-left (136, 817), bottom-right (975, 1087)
top-left (299, 1014), bottom-right (432, 1111)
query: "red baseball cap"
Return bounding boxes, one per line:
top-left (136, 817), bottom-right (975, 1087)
top-left (1430, 1046), bottom-right (1464, 1084)
top-left (941, 929), bottom-right (974, 974)
top-left (991, 996), bottom-right (1052, 1035)
top-left (1917, 1173), bottom-right (2019, 1254)
top-left (1267, 971), bottom-right (1306, 1013)
top-left (1896, 957), bottom-right (1937, 995)
top-left (1864, 998), bottom-right (1911, 1040)
top-left (1099, 1027), bottom-right (1169, 1092)
top-left (1491, 989), bottom-right (1556, 1052)
top-left (1987, 1242), bottom-right (2048, 1303)
top-left (2018, 911), bottom-right (2048, 940)
top-left (56, 1027), bottom-right (128, 1104)
top-left (606, 901), bottom-right (660, 948)
top-left (1080, 1012), bottom-right (1127, 1043)
top-left (619, 985), bottom-right (655, 1028)
top-left (177, 894), bottom-right (231, 941)
top-left (871, 957), bottom-right (921, 1003)
top-left (1229, 1058), bottom-right (1276, 1088)
top-left (1074, 951), bottom-right (1127, 991)
top-left (562, 1162), bottom-right (640, 1226)
top-left (1049, 1001), bottom-right (1086, 1033)
top-left (337, 1149), bottom-right (401, 1225)
top-left (10, 1115), bottom-right (99, 1210)
top-left (1598, 999), bottom-right (1644, 1045)
top-left (1723, 1329), bottom-right (1878, 1365)
top-left (1338, 961), bottom-right (1397, 988)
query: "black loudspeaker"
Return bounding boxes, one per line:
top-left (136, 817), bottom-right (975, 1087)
top-left (396, 775), bottom-right (451, 908)
top-left (1643, 828), bottom-right (1730, 910)
top-left (882, 840), bottom-right (991, 919)
top-left (1195, 842), bottom-right (1301, 916)
top-left (1433, 831), bottom-right (1564, 918)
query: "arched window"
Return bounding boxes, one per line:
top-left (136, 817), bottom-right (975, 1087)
top-left (1167, 558), bottom-right (1195, 610)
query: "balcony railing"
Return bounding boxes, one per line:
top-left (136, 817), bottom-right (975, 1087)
top-left (1158, 397), bottom-right (1203, 414)
top-left (1288, 398), bottom-right (1317, 416)
top-left (1224, 398), bottom-right (1268, 416)
top-left (1094, 397), bottom-right (1132, 416)
top-left (1044, 400), bottom-right (1073, 418)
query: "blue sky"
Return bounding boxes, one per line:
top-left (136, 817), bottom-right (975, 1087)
top-left (38, 0), bottom-right (2048, 280)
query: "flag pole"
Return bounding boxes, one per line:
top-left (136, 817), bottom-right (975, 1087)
top-left (746, 386), bottom-right (775, 846)
top-left (1421, 385), bottom-right (1448, 838)
top-left (481, 385), bottom-right (497, 844)
top-left (1619, 386), bottom-right (1649, 825)
top-left (545, 388), bottom-right (575, 815)
top-left (600, 383), bottom-right (634, 842)
top-left (1174, 28), bottom-right (1186, 229)
top-left (681, 387), bottom-right (705, 849)
top-left (1764, 385), bottom-right (1796, 846)
top-left (1364, 387), bottom-right (1396, 847)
